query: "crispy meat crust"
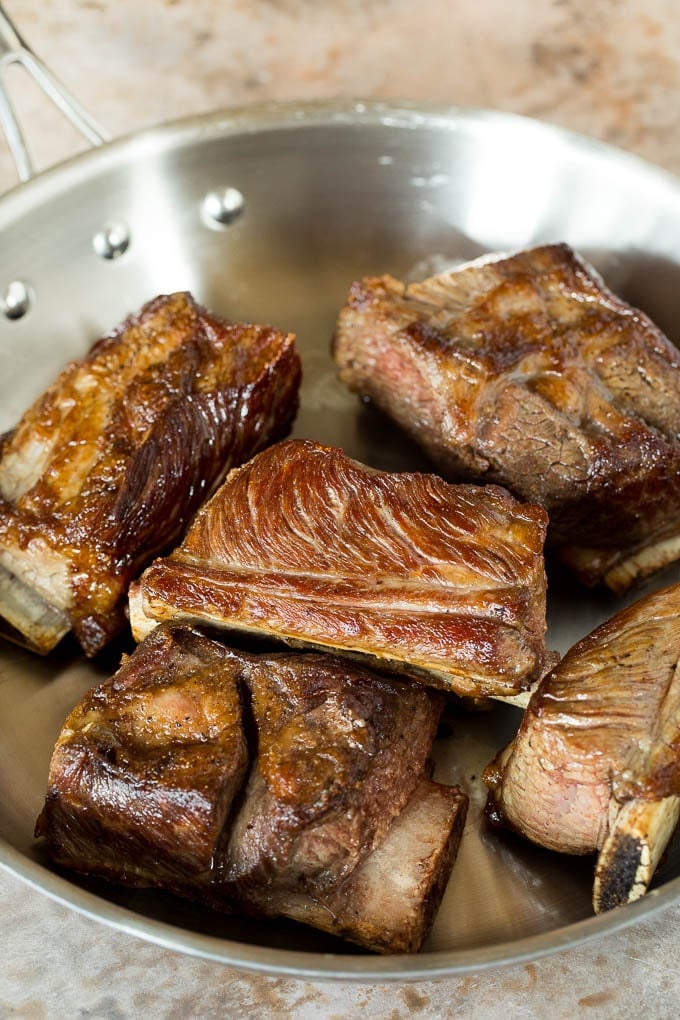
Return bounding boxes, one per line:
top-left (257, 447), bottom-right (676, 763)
top-left (333, 244), bottom-right (680, 590)
top-left (129, 439), bottom-right (550, 699)
top-left (35, 625), bottom-right (249, 894)
top-left (219, 651), bottom-right (444, 902)
top-left (37, 625), bottom-right (465, 953)
top-left (484, 583), bottom-right (680, 854)
top-left (0, 293), bottom-right (301, 654)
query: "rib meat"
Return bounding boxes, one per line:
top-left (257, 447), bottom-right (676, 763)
top-left (37, 625), bottom-right (467, 953)
top-left (213, 649), bottom-right (465, 951)
top-left (333, 244), bottom-right (680, 592)
top-left (129, 439), bottom-right (551, 700)
top-left (219, 649), bottom-right (445, 901)
top-left (251, 777), bottom-right (467, 954)
top-left (484, 583), bottom-right (680, 856)
top-left (0, 292), bottom-right (301, 655)
top-left (35, 625), bottom-right (249, 896)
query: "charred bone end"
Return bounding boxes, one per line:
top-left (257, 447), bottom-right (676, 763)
top-left (593, 832), bottom-right (645, 913)
top-left (593, 796), bottom-right (680, 913)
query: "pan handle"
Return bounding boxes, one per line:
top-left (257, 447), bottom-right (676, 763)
top-left (0, 3), bottom-right (109, 182)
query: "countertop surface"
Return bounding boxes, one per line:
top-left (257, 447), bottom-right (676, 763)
top-left (2, 1), bottom-right (680, 1016)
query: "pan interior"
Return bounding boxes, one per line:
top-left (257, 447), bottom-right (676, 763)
top-left (1, 104), bottom-right (680, 976)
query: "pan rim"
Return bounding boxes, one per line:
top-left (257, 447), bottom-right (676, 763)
top-left (2, 834), bottom-right (679, 981)
top-left (2, 97), bottom-right (680, 978)
top-left (2, 96), bottom-right (680, 222)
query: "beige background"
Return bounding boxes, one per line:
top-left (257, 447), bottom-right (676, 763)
top-left (2, 1), bottom-right (680, 1016)
top-left (2, 0), bottom-right (680, 189)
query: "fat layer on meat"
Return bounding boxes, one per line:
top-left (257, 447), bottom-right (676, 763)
top-left (268, 778), bottom-right (468, 954)
top-left (484, 583), bottom-right (680, 855)
top-left (0, 292), bottom-right (301, 655)
top-left (333, 243), bottom-right (680, 592)
top-left (36, 624), bottom-right (466, 953)
top-left (129, 438), bottom-right (551, 700)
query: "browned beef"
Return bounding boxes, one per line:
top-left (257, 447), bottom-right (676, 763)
top-left (268, 778), bottom-right (468, 954)
top-left (484, 583), bottom-right (680, 854)
top-left (333, 244), bottom-right (680, 592)
top-left (35, 625), bottom-right (249, 895)
top-left (218, 651), bottom-right (444, 903)
top-left (37, 625), bottom-right (467, 953)
top-left (129, 439), bottom-right (550, 700)
top-left (0, 293), bottom-right (301, 655)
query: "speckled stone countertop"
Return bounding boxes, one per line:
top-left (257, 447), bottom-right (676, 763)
top-left (2, 1), bottom-right (680, 1016)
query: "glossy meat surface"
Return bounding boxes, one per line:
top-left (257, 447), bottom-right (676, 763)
top-left (129, 439), bottom-right (550, 699)
top-left (334, 244), bottom-right (680, 591)
top-left (484, 584), bottom-right (680, 854)
top-left (220, 651), bottom-right (444, 903)
top-left (37, 626), bottom-right (464, 953)
top-left (0, 292), bottom-right (301, 655)
top-left (35, 625), bottom-right (249, 893)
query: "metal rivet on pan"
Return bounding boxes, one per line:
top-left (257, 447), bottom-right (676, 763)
top-left (1, 280), bottom-right (31, 320)
top-left (93, 222), bottom-right (130, 260)
top-left (202, 187), bottom-right (245, 227)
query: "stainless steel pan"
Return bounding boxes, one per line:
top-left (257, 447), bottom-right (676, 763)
top-left (1, 4), bottom-right (680, 980)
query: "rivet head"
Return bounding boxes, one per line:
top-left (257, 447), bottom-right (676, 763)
top-left (1, 280), bottom-right (31, 320)
top-left (93, 222), bottom-right (130, 259)
top-left (202, 187), bottom-right (244, 227)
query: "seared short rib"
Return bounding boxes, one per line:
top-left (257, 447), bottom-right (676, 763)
top-left (37, 625), bottom-right (467, 953)
top-left (293, 777), bottom-right (467, 953)
top-left (333, 244), bottom-right (680, 592)
top-left (35, 625), bottom-right (250, 895)
top-left (0, 293), bottom-right (300, 655)
top-left (216, 647), bottom-right (465, 952)
top-left (484, 583), bottom-right (680, 909)
top-left (129, 439), bottom-right (551, 700)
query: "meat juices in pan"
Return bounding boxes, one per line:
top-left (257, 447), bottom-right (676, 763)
top-left (129, 438), bottom-right (551, 701)
top-left (333, 243), bottom-right (680, 593)
top-left (36, 624), bottom-right (467, 954)
top-left (0, 293), bottom-right (301, 656)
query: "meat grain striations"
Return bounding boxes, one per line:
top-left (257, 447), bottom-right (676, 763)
top-left (334, 243), bottom-right (680, 592)
top-left (129, 439), bottom-right (551, 700)
top-left (0, 293), bottom-right (301, 655)
top-left (484, 583), bottom-right (680, 857)
top-left (37, 624), bottom-right (467, 953)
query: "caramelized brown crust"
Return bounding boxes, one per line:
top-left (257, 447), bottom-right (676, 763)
top-left (484, 583), bottom-right (680, 854)
top-left (333, 244), bottom-right (680, 591)
top-left (0, 292), bottom-right (300, 655)
top-left (130, 439), bottom-right (550, 699)
top-left (35, 626), bottom-right (249, 894)
top-left (37, 626), bottom-right (464, 953)
top-left (219, 651), bottom-right (444, 902)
